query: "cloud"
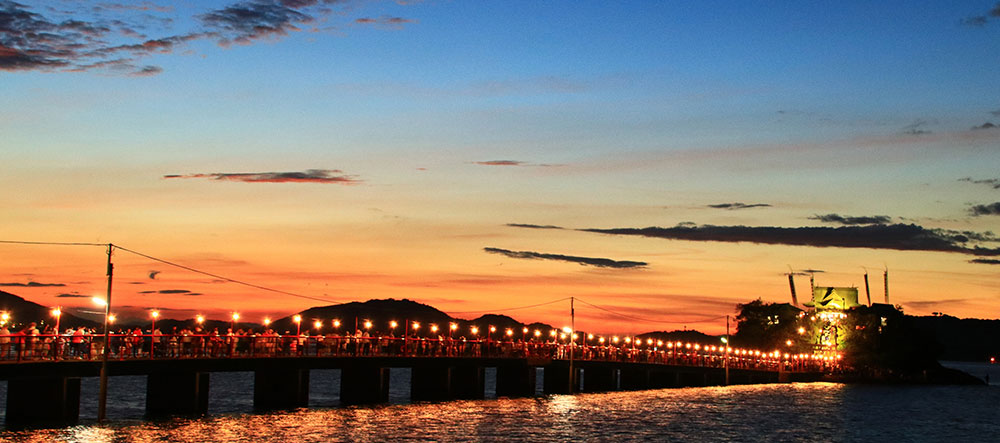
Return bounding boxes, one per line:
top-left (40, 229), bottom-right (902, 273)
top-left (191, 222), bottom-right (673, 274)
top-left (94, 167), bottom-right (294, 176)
top-left (972, 122), bottom-right (997, 130)
top-left (2, 0), bottom-right (413, 74)
top-left (580, 223), bottom-right (1000, 257)
top-left (475, 160), bottom-right (526, 166)
top-left (0, 281), bottom-right (66, 287)
top-left (353, 16), bottom-right (417, 29)
top-left (163, 169), bottom-right (361, 184)
top-left (505, 223), bottom-right (564, 230)
top-left (199, 1), bottom-right (314, 46)
top-left (0, 0), bottom-right (192, 74)
top-left (961, 2), bottom-right (1000, 26)
top-left (959, 177), bottom-right (1000, 189)
top-left (971, 258), bottom-right (1000, 265)
top-left (484, 247), bottom-right (647, 269)
top-left (969, 202), bottom-right (1000, 216)
top-left (707, 202), bottom-right (771, 210)
top-left (55, 293), bottom-right (90, 298)
top-left (808, 214), bottom-right (892, 225)
top-left (901, 119), bottom-right (934, 135)
top-left (473, 160), bottom-right (563, 167)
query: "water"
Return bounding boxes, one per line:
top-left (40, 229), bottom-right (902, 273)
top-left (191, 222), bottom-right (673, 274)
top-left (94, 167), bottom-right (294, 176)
top-left (1, 366), bottom-right (999, 442)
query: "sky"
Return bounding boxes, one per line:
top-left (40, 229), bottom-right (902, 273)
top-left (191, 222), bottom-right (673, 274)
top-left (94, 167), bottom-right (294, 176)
top-left (2, 0), bottom-right (1000, 335)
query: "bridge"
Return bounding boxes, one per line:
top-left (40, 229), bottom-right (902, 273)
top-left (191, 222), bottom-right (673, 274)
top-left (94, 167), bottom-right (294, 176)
top-left (0, 332), bottom-right (832, 428)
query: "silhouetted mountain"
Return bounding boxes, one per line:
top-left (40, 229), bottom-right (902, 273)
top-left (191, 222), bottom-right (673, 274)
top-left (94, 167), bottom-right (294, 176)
top-left (638, 330), bottom-right (720, 344)
top-left (0, 290), bottom-right (100, 331)
top-left (910, 315), bottom-right (1000, 362)
top-left (262, 299), bottom-right (553, 338)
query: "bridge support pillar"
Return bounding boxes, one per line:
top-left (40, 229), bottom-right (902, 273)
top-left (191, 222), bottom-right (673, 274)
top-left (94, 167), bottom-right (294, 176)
top-left (495, 365), bottom-right (536, 397)
top-left (451, 366), bottom-right (485, 399)
top-left (582, 367), bottom-right (616, 392)
top-left (620, 367), bottom-right (649, 390)
top-left (543, 363), bottom-right (578, 394)
top-left (254, 369), bottom-right (309, 411)
top-left (340, 366), bottom-right (390, 405)
top-left (5, 376), bottom-right (80, 428)
top-left (146, 372), bottom-right (209, 417)
top-left (411, 366), bottom-right (452, 402)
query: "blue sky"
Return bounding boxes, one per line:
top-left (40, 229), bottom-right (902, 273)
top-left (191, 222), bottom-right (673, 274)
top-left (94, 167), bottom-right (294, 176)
top-left (2, 1), bottom-right (1000, 332)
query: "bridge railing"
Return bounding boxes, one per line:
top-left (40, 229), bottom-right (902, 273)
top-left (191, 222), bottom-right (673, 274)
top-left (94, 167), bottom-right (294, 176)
top-left (0, 333), bottom-right (836, 373)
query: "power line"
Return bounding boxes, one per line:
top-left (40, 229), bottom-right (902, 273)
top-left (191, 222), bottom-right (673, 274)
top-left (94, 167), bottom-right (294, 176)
top-left (445, 297), bottom-right (571, 315)
top-left (0, 240), bottom-right (107, 247)
top-left (112, 245), bottom-right (341, 305)
top-left (575, 297), bottom-right (727, 325)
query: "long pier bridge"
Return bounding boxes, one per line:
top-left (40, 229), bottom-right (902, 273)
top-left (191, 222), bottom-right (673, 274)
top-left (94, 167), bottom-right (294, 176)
top-left (0, 333), bottom-right (831, 427)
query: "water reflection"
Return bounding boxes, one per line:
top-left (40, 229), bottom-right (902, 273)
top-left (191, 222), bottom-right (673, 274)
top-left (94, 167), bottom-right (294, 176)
top-left (3, 382), bottom-right (999, 442)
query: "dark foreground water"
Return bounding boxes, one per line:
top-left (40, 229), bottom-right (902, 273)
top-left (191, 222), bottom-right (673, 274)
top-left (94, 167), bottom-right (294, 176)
top-left (1, 363), bottom-right (998, 442)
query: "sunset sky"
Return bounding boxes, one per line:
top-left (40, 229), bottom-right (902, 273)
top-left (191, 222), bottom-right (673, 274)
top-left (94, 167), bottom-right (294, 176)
top-left (2, 1), bottom-right (1000, 335)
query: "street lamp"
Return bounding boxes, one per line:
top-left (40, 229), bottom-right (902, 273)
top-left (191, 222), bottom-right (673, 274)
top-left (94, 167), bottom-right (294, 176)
top-left (333, 319), bottom-right (341, 329)
top-left (293, 314), bottom-right (302, 335)
top-left (412, 321), bottom-right (420, 336)
top-left (390, 320), bottom-right (398, 334)
top-left (231, 312), bottom-right (240, 330)
top-left (313, 320), bottom-right (322, 330)
top-left (150, 310), bottom-right (159, 331)
top-left (0, 311), bottom-right (9, 326)
top-left (449, 322), bottom-right (457, 338)
top-left (263, 317), bottom-right (271, 329)
top-left (51, 307), bottom-right (62, 334)
top-left (470, 326), bottom-right (479, 336)
top-left (430, 324), bottom-right (439, 334)
top-left (196, 315), bottom-right (205, 326)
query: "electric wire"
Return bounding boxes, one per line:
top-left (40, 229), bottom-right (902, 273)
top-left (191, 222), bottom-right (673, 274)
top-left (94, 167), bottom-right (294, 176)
top-left (0, 240), bottom-right (107, 247)
top-left (575, 297), bottom-right (728, 325)
top-left (113, 245), bottom-right (341, 305)
top-left (445, 297), bottom-right (572, 315)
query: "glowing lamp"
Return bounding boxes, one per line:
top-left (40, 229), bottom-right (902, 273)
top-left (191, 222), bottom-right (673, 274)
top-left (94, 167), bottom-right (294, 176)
top-left (333, 319), bottom-right (340, 328)
top-left (232, 312), bottom-right (240, 321)
top-left (450, 323), bottom-right (458, 331)
top-left (151, 311), bottom-right (160, 319)
top-left (412, 321), bottom-right (420, 330)
top-left (293, 315), bottom-right (302, 324)
top-left (108, 314), bottom-right (116, 323)
top-left (505, 328), bottom-right (513, 336)
top-left (534, 330), bottom-right (541, 337)
top-left (431, 324), bottom-right (439, 333)
top-left (489, 325), bottom-right (496, 333)
top-left (471, 326), bottom-right (479, 335)
top-left (364, 320), bottom-right (372, 329)
top-left (313, 320), bottom-right (322, 329)
top-left (196, 315), bottom-right (205, 324)
top-left (390, 320), bottom-right (398, 329)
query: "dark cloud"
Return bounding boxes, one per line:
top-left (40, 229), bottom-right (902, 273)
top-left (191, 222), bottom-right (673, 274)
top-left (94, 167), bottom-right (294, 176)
top-left (971, 258), bottom-right (1000, 265)
top-left (484, 247), bottom-right (647, 269)
top-left (972, 122), bottom-right (997, 130)
top-left (580, 223), bottom-right (1000, 257)
top-left (505, 223), bottom-right (564, 230)
top-left (707, 202), bottom-right (771, 210)
top-left (475, 160), bottom-right (526, 166)
top-left (901, 119), bottom-right (933, 135)
top-left (163, 169), bottom-right (361, 184)
top-left (55, 293), bottom-right (90, 298)
top-left (969, 202), bottom-right (1000, 216)
top-left (961, 2), bottom-right (1000, 26)
top-left (959, 177), bottom-right (1000, 189)
top-left (157, 289), bottom-right (191, 294)
top-left (199, 1), bottom-right (314, 46)
top-left (96, 2), bottom-right (173, 13)
top-left (353, 16), bottom-right (417, 29)
top-left (2, 0), bottom-right (402, 74)
top-left (0, 0), bottom-right (192, 74)
top-left (808, 214), bottom-right (892, 225)
top-left (0, 281), bottom-right (66, 287)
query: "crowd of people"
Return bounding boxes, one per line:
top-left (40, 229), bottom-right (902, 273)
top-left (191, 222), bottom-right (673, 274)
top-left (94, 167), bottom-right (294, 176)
top-left (0, 322), bottom-right (836, 372)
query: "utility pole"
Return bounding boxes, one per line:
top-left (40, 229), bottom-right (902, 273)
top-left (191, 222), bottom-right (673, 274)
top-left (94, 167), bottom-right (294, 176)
top-left (724, 315), bottom-right (730, 386)
top-left (569, 296), bottom-right (575, 394)
top-left (98, 243), bottom-right (114, 422)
